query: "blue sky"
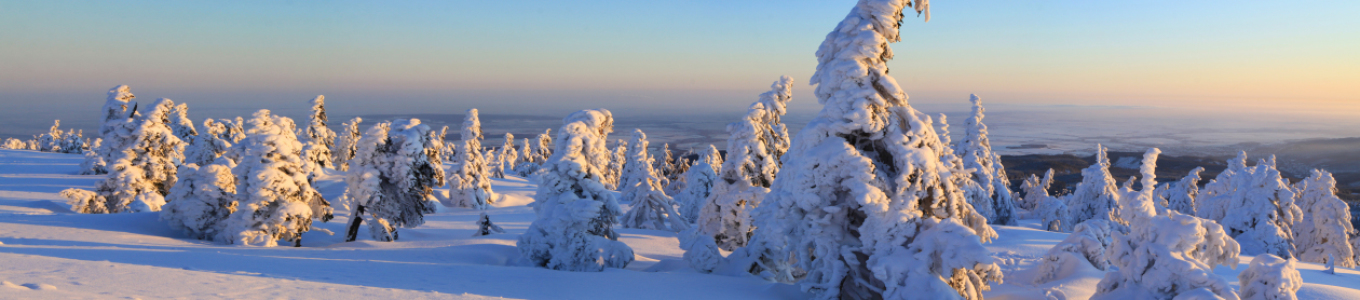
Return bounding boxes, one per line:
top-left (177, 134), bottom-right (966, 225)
top-left (1, 0), bottom-right (1357, 119)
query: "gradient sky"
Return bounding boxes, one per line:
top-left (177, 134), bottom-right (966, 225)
top-left (2, 0), bottom-right (1357, 119)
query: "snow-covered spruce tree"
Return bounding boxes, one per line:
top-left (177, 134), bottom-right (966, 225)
top-left (729, 2), bottom-right (1003, 299)
top-left (604, 139), bottom-right (627, 190)
top-left (1219, 156), bottom-right (1301, 259)
top-left (619, 129), bottom-right (663, 200)
top-left (1197, 151), bottom-right (1249, 222)
top-left (1238, 254), bottom-right (1302, 300)
top-left (1033, 219), bottom-right (1123, 284)
top-left (78, 139), bottom-right (105, 174)
top-left (1064, 144), bottom-right (1122, 231)
top-left (694, 77), bottom-right (794, 251)
top-left (440, 109), bottom-right (496, 209)
top-left (81, 85), bottom-right (138, 175)
top-left (1092, 148), bottom-right (1243, 300)
top-left (512, 137), bottom-right (541, 177)
top-left (658, 143), bottom-right (677, 184)
top-left (342, 119), bottom-right (445, 242)
top-left (956, 94), bottom-right (1017, 225)
top-left (1292, 169), bottom-right (1356, 268)
top-left (1164, 167), bottom-right (1205, 216)
top-left (492, 133), bottom-right (517, 178)
top-left (37, 120), bottom-right (62, 152)
top-left (1018, 169), bottom-right (1054, 211)
top-left (215, 110), bottom-right (332, 247)
top-left (517, 109), bottom-right (635, 271)
top-left (620, 177), bottom-right (688, 232)
top-left (2, 138), bottom-right (25, 149)
top-left (184, 119), bottom-right (233, 166)
top-left (677, 145), bottom-right (722, 223)
top-left (63, 98), bottom-right (186, 213)
top-left (160, 162), bottom-right (237, 240)
top-left (333, 117), bottom-right (363, 171)
top-left (168, 102), bottom-right (197, 142)
top-left (61, 129), bottom-right (87, 153)
top-left (302, 95), bottom-right (336, 172)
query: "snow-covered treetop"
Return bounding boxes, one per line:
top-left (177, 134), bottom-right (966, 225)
top-left (101, 85), bottom-right (136, 136)
top-left (1118, 148), bottom-right (1161, 225)
top-left (462, 108), bottom-right (483, 149)
top-left (561, 109), bottom-right (615, 174)
top-left (306, 95), bottom-right (336, 148)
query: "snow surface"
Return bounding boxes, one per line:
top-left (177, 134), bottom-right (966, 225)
top-left (2, 149), bottom-right (1359, 299)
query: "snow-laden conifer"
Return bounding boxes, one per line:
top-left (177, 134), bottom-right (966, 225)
top-left (492, 133), bottom-right (517, 178)
top-left (168, 102), bottom-right (197, 142)
top-left (184, 119), bottom-right (233, 166)
top-left (333, 117), bottom-right (363, 171)
top-left (730, 2), bottom-right (1002, 298)
top-left (618, 129), bottom-right (660, 201)
top-left (81, 85), bottom-right (137, 175)
top-left (1292, 169), bottom-right (1356, 268)
top-left (517, 109), bottom-right (634, 271)
top-left (1019, 169), bottom-right (1054, 211)
top-left (2, 138), bottom-right (25, 150)
top-left (1211, 155), bottom-right (1301, 258)
top-left (1065, 144), bottom-right (1121, 230)
top-left (301, 95), bottom-right (336, 172)
top-left (677, 145), bottom-right (721, 223)
top-left (440, 109), bottom-right (496, 209)
top-left (1238, 254), bottom-right (1302, 300)
top-left (342, 119), bottom-right (444, 242)
top-left (1164, 167), bottom-right (1205, 216)
top-left (160, 162), bottom-right (237, 240)
top-left (956, 94), bottom-right (1017, 225)
top-left (533, 129), bottom-right (553, 162)
top-left (620, 177), bottom-right (688, 232)
top-left (604, 139), bottom-right (627, 190)
top-left (1092, 149), bottom-right (1242, 300)
top-left (63, 98), bottom-right (185, 213)
top-left (215, 110), bottom-right (332, 247)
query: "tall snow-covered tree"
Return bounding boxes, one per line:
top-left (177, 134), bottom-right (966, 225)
top-left (604, 139), bottom-right (627, 190)
top-left (160, 162), bottom-right (237, 240)
top-left (440, 109), bottom-right (496, 209)
top-left (168, 102), bottom-right (197, 142)
top-left (1064, 144), bottom-right (1121, 231)
top-left (302, 95), bottom-right (336, 172)
top-left (81, 85), bottom-right (138, 175)
top-left (729, 2), bottom-right (1002, 299)
top-left (492, 133), bottom-right (517, 178)
top-left (533, 129), bottom-right (553, 162)
top-left (63, 98), bottom-right (185, 214)
top-left (1212, 155), bottom-right (1301, 258)
top-left (1197, 151), bottom-right (1249, 222)
top-left (333, 117), bottom-right (363, 171)
top-left (1292, 169), bottom-right (1355, 268)
top-left (618, 129), bottom-right (662, 201)
top-left (955, 94), bottom-right (1017, 225)
top-left (1163, 167), bottom-right (1204, 216)
top-left (677, 145), bottom-right (721, 223)
top-left (518, 109), bottom-right (634, 271)
top-left (620, 177), bottom-right (688, 232)
top-left (342, 119), bottom-right (445, 242)
top-left (184, 119), bottom-right (233, 166)
top-left (215, 110), bottom-right (332, 247)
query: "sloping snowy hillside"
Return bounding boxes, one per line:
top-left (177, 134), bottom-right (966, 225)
top-left (1, 149), bottom-right (1358, 299)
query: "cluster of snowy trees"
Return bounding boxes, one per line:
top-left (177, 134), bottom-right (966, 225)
top-left (1, 120), bottom-right (92, 153)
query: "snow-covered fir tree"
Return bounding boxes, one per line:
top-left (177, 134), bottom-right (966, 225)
top-left (1065, 144), bottom-right (1121, 231)
top-left (1018, 169), bottom-right (1054, 211)
top-left (342, 119), bottom-right (445, 242)
top-left (333, 117), bottom-right (363, 171)
top-left (677, 145), bottom-right (721, 223)
top-left (728, 2), bottom-right (1003, 298)
top-left (1292, 169), bottom-right (1356, 268)
top-left (618, 129), bottom-right (660, 200)
top-left (955, 94), bottom-right (1017, 225)
top-left (1197, 151), bottom-right (1249, 222)
top-left (215, 110), bottom-right (332, 247)
top-left (1164, 167), bottom-right (1205, 216)
top-left (603, 139), bottom-right (627, 190)
top-left (81, 85), bottom-right (138, 175)
top-left (531, 129), bottom-right (553, 162)
top-left (1211, 155), bottom-right (1301, 259)
top-left (168, 102), bottom-right (197, 142)
top-left (1238, 254), bottom-right (1303, 300)
top-left (301, 95), bottom-right (336, 172)
top-left (518, 109), bottom-right (634, 272)
top-left (37, 120), bottom-right (63, 152)
top-left (184, 119), bottom-right (233, 166)
top-left (1, 138), bottom-right (25, 149)
top-left (1092, 148), bottom-right (1243, 300)
top-left (492, 133), bottom-right (517, 178)
top-left (620, 177), bottom-right (688, 232)
top-left (512, 137), bottom-right (541, 177)
top-left (160, 162), bottom-right (237, 240)
top-left (63, 97), bottom-right (185, 214)
top-left (440, 109), bottom-right (496, 209)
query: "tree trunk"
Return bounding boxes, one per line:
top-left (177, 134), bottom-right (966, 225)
top-left (345, 205), bottom-right (365, 242)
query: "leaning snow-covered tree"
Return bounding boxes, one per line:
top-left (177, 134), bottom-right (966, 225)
top-left (620, 177), bottom-right (688, 232)
top-left (184, 119), bottom-right (233, 166)
top-left (440, 109), bottom-right (496, 209)
top-left (695, 76), bottom-right (795, 250)
top-left (728, 2), bottom-right (1004, 299)
top-left (677, 145), bottom-right (722, 223)
top-left (342, 119), bottom-right (445, 242)
top-left (1092, 148), bottom-right (1242, 300)
top-left (955, 94), bottom-right (1017, 225)
top-left (1292, 169), bottom-right (1356, 268)
top-left (301, 95), bottom-right (337, 172)
top-left (517, 109), bottom-right (634, 272)
top-left (215, 110), bottom-right (332, 247)
top-left (160, 162), bottom-right (237, 240)
top-left (333, 117), bottom-right (363, 171)
top-left (1064, 144), bottom-right (1121, 231)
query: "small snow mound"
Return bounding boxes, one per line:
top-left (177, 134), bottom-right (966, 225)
top-left (20, 283), bottom-right (57, 290)
top-left (2, 281), bottom-right (22, 289)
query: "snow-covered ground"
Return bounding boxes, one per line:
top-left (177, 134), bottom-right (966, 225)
top-left (2, 149), bottom-right (1357, 299)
